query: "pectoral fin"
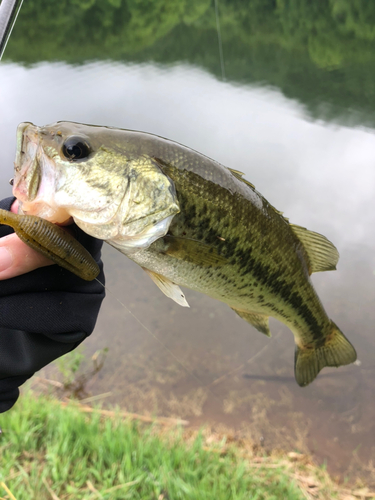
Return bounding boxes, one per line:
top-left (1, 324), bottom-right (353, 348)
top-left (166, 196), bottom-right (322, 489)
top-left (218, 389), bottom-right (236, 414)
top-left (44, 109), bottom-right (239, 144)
top-left (290, 224), bottom-right (339, 274)
top-left (162, 235), bottom-right (228, 267)
top-left (143, 268), bottom-right (189, 307)
top-left (231, 307), bottom-right (271, 337)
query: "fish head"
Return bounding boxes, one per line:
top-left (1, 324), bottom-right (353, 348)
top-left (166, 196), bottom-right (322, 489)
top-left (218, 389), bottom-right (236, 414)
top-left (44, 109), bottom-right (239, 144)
top-left (13, 122), bottom-right (180, 250)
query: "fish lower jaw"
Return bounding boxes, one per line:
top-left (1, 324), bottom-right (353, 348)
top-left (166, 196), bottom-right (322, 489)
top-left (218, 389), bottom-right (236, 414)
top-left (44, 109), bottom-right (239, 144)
top-left (18, 200), bottom-right (72, 224)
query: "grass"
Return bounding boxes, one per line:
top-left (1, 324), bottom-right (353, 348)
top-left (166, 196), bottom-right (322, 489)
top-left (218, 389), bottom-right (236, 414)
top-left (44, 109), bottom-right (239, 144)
top-left (0, 393), bottom-right (373, 500)
top-left (0, 394), bottom-right (307, 500)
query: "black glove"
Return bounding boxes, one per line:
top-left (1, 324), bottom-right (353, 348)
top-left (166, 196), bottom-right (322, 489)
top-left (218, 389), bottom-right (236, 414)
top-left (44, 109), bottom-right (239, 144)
top-left (0, 197), bottom-right (105, 413)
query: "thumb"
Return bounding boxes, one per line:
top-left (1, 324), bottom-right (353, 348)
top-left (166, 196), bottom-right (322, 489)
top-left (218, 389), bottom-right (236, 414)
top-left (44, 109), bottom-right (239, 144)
top-left (0, 232), bottom-right (54, 280)
top-left (0, 199), bottom-right (54, 280)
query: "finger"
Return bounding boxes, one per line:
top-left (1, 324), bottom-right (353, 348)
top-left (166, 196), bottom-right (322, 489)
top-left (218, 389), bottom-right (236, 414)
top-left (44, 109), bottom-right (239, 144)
top-left (0, 232), bottom-right (54, 280)
top-left (11, 199), bottom-right (19, 214)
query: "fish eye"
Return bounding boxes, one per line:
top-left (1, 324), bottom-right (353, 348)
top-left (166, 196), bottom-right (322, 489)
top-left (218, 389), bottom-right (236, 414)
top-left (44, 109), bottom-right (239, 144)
top-left (62, 137), bottom-right (91, 161)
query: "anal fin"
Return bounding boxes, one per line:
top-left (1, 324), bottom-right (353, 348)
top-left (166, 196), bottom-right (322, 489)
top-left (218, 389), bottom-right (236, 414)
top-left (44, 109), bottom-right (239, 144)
top-left (143, 268), bottom-right (189, 308)
top-left (231, 307), bottom-right (271, 337)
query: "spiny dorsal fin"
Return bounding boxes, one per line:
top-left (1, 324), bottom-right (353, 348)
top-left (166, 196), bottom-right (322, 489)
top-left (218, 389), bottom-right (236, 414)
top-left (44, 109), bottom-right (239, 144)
top-left (142, 268), bottom-right (190, 307)
top-left (228, 168), bottom-right (256, 189)
top-left (291, 224), bottom-right (339, 274)
top-left (162, 235), bottom-right (228, 267)
top-left (228, 169), bottom-right (290, 222)
top-left (231, 307), bottom-right (271, 337)
top-left (270, 204), bottom-right (289, 222)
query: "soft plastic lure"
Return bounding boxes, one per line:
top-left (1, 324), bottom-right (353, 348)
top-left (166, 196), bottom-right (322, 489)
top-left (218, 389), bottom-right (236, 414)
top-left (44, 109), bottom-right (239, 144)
top-left (0, 209), bottom-right (99, 281)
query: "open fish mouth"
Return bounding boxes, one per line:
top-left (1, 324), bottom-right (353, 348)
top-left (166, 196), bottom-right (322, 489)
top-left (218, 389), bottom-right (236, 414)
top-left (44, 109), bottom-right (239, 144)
top-left (12, 122), bottom-right (72, 224)
top-left (13, 122), bottom-right (41, 203)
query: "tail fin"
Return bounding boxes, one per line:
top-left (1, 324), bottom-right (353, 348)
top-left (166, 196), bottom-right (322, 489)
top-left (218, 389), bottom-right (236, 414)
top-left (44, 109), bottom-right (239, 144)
top-left (294, 321), bottom-right (357, 387)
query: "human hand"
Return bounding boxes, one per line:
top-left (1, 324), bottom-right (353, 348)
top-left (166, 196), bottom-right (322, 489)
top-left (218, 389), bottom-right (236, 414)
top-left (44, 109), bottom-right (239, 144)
top-left (0, 199), bottom-right (55, 280)
top-left (0, 197), bottom-right (105, 414)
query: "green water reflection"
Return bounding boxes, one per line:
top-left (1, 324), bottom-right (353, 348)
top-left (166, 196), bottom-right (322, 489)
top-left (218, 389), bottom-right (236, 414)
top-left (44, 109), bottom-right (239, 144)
top-left (5, 0), bottom-right (375, 127)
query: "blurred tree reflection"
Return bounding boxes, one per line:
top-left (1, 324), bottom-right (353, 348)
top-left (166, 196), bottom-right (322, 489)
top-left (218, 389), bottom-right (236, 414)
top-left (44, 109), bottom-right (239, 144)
top-left (5, 0), bottom-right (375, 126)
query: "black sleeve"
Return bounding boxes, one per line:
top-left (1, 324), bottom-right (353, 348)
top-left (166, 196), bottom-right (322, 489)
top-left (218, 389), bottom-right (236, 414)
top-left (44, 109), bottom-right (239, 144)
top-left (0, 197), bottom-right (105, 413)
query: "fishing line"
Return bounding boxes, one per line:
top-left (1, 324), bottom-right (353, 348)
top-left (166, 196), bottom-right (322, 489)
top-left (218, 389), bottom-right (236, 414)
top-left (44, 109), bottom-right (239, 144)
top-left (207, 331), bottom-right (281, 388)
top-left (214, 0), bottom-right (226, 81)
top-left (94, 276), bottom-right (221, 401)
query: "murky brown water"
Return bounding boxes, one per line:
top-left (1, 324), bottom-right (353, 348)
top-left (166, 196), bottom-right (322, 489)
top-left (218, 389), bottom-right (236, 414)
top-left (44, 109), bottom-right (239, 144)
top-left (1, 2), bottom-right (375, 484)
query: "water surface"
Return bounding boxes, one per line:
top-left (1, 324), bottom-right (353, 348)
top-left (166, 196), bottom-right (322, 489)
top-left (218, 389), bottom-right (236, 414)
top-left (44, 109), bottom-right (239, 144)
top-left (1, 0), bottom-right (374, 484)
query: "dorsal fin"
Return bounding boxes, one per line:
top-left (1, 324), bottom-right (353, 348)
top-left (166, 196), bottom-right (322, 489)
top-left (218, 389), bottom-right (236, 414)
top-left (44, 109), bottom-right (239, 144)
top-left (228, 168), bottom-right (256, 189)
top-left (291, 224), bottom-right (339, 274)
top-left (270, 204), bottom-right (289, 222)
top-left (228, 169), bottom-right (290, 222)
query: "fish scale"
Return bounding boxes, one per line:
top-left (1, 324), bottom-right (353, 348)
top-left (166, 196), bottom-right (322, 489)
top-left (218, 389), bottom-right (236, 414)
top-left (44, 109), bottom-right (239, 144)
top-left (135, 164), bottom-right (323, 330)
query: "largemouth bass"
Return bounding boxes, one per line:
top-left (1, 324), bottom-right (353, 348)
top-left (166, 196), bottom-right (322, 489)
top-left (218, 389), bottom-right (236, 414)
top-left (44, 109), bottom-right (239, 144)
top-left (11, 121), bottom-right (357, 386)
